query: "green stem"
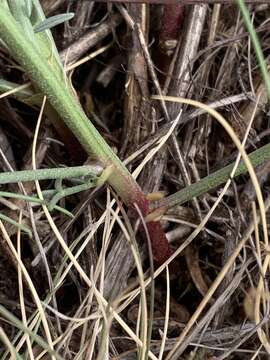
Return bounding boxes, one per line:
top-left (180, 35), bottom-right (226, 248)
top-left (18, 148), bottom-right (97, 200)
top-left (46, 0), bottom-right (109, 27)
top-left (0, 190), bottom-right (74, 217)
top-left (0, 212), bottom-right (32, 237)
top-left (151, 143), bottom-right (270, 211)
top-left (47, 179), bottom-right (97, 210)
top-left (0, 6), bottom-right (144, 207)
top-left (237, 0), bottom-right (270, 98)
top-left (0, 165), bottom-right (102, 185)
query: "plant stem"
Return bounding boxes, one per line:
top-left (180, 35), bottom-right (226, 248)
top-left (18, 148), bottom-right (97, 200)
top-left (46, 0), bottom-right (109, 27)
top-left (0, 5), bottom-right (172, 263)
top-left (0, 6), bottom-right (144, 207)
top-left (0, 165), bottom-right (102, 185)
top-left (237, 0), bottom-right (270, 99)
top-left (0, 213), bottom-right (32, 237)
top-left (151, 143), bottom-right (270, 212)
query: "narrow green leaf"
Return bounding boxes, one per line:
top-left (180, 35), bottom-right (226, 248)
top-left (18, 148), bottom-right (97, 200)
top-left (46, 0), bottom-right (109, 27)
top-left (0, 213), bottom-right (32, 237)
top-left (34, 13), bottom-right (74, 33)
top-left (237, 0), bottom-right (270, 99)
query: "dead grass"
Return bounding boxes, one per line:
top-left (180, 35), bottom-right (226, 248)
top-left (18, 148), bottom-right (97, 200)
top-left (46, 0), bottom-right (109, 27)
top-left (0, 1), bottom-right (270, 359)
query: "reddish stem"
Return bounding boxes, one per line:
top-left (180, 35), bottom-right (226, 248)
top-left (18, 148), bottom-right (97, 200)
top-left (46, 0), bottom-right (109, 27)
top-left (159, 4), bottom-right (185, 47)
top-left (131, 195), bottom-right (172, 264)
top-left (154, 4), bottom-right (184, 86)
top-left (146, 221), bottom-right (172, 264)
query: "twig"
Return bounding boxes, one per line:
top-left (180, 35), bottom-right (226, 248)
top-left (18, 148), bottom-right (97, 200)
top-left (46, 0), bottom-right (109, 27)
top-left (60, 13), bottom-right (122, 64)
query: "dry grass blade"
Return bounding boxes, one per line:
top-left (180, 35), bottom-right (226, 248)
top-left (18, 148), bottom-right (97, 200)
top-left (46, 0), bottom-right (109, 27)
top-left (144, 95), bottom-right (267, 358)
top-left (158, 265), bottom-right (170, 360)
top-left (31, 135), bottom-right (159, 359)
top-left (17, 211), bottom-right (35, 360)
top-left (0, 220), bottom-right (55, 357)
top-left (0, 327), bottom-right (19, 360)
top-left (152, 96), bottom-right (267, 243)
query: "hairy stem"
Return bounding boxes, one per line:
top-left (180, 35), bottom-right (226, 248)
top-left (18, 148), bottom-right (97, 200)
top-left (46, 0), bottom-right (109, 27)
top-left (0, 6), bottom-right (144, 206)
top-left (151, 142), bottom-right (270, 211)
top-left (0, 165), bottom-right (103, 185)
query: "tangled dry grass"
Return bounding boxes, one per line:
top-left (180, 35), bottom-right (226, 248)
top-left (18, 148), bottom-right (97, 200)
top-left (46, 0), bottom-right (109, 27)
top-left (1, 1), bottom-right (270, 359)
